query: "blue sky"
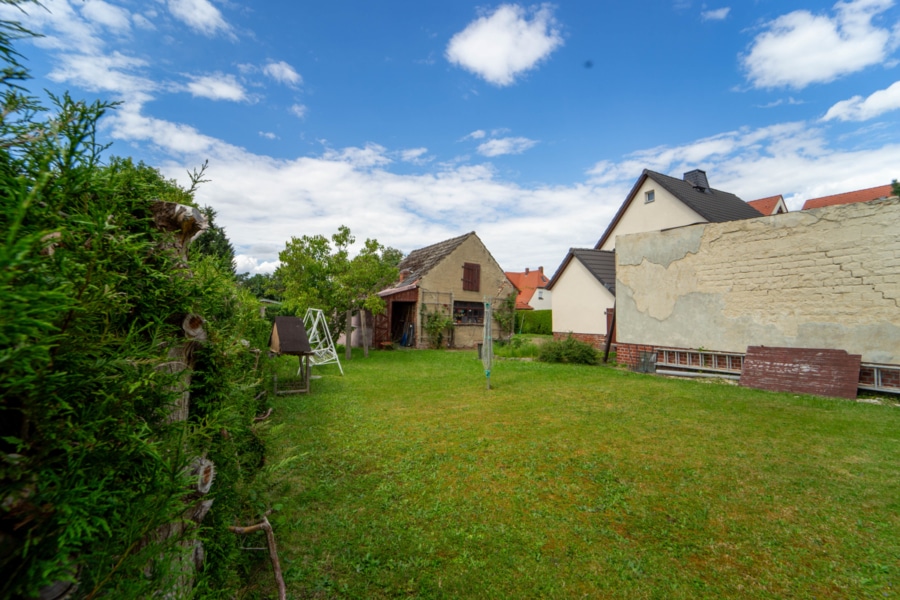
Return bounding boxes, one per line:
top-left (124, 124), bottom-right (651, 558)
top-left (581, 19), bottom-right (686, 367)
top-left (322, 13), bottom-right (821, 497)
top-left (4, 0), bottom-right (900, 274)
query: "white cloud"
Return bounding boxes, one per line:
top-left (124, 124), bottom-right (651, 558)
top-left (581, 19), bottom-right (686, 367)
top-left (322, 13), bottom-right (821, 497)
top-left (259, 131), bottom-right (278, 140)
top-left (823, 80), bottom-right (900, 121)
top-left (235, 255), bottom-right (280, 275)
top-left (91, 95), bottom-right (895, 277)
top-left (742, 0), bottom-right (895, 89)
top-left (701, 7), bottom-right (730, 21)
top-left (322, 144), bottom-right (392, 168)
top-left (463, 129), bottom-right (487, 140)
top-left (290, 103), bottom-right (308, 119)
top-left (400, 148), bottom-right (430, 164)
top-left (263, 61), bottom-right (302, 87)
top-left (477, 136), bottom-right (538, 157)
top-left (185, 72), bottom-right (247, 101)
top-left (167, 0), bottom-right (231, 37)
top-left (446, 4), bottom-right (563, 86)
top-left (81, 0), bottom-right (132, 31)
top-left (49, 51), bottom-right (155, 97)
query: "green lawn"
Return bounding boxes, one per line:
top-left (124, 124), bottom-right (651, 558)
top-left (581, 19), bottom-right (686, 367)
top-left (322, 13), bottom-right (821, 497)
top-left (256, 349), bottom-right (900, 599)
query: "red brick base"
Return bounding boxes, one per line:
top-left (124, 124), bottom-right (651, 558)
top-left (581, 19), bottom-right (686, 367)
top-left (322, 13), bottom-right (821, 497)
top-left (616, 343), bottom-right (657, 369)
top-left (552, 332), bottom-right (607, 349)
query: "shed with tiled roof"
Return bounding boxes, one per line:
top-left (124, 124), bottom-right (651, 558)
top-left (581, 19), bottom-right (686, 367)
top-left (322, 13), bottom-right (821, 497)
top-left (374, 232), bottom-right (515, 349)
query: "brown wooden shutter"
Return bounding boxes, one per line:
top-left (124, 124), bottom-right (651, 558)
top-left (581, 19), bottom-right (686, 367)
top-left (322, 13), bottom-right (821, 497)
top-left (462, 262), bottom-right (480, 292)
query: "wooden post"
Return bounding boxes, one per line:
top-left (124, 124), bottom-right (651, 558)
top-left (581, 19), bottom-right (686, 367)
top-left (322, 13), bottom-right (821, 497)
top-left (361, 310), bottom-right (369, 358)
top-left (602, 304), bottom-right (615, 363)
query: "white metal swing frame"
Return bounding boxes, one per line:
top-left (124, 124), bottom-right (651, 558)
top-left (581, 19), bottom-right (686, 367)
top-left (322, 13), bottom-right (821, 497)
top-left (303, 308), bottom-right (344, 376)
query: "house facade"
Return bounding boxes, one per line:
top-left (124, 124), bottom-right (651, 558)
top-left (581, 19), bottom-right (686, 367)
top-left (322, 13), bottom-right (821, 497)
top-left (375, 232), bottom-right (515, 349)
top-left (545, 249), bottom-right (615, 347)
top-left (548, 169), bottom-right (761, 348)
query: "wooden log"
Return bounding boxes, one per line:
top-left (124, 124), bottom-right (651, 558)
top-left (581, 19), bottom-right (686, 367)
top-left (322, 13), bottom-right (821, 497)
top-left (150, 201), bottom-right (208, 259)
top-left (228, 517), bottom-right (286, 600)
top-left (188, 457), bottom-right (215, 495)
top-left (182, 314), bottom-right (207, 342)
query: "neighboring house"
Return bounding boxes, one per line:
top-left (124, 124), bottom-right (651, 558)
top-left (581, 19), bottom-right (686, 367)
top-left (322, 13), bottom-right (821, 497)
top-left (549, 169), bottom-right (761, 348)
top-left (595, 169), bottom-right (763, 251)
top-left (545, 249), bottom-right (616, 347)
top-left (375, 232), bottom-right (515, 349)
top-left (505, 267), bottom-right (551, 310)
top-left (801, 184), bottom-right (895, 210)
top-left (747, 194), bottom-right (788, 215)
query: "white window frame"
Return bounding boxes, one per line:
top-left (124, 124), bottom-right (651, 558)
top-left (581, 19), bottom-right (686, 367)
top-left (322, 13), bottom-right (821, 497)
top-left (645, 190), bottom-right (655, 203)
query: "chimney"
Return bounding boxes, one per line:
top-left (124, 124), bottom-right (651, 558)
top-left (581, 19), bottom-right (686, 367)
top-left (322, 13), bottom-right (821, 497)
top-left (399, 268), bottom-right (410, 283)
top-left (525, 267), bottom-right (530, 275)
top-left (683, 169), bottom-right (709, 191)
top-left (539, 266), bottom-right (543, 273)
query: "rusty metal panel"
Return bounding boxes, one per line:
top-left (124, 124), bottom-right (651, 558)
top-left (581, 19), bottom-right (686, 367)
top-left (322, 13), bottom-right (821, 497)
top-left (740, 346), bottom-right (861, 399)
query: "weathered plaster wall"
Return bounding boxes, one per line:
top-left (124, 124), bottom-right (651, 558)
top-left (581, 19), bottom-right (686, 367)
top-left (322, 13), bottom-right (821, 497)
top-left (616, 198), bottom-right (900, 364)
top-left (551, 258), bottom-right (615, 336)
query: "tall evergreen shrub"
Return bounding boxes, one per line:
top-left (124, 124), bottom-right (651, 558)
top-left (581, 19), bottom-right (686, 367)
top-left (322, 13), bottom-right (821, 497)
top-left (0, 12), bottom-right (272, 597)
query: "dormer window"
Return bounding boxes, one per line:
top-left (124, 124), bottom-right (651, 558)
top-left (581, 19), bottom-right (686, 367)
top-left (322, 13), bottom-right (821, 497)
top-left (645, 190), bottom-right (655, 203)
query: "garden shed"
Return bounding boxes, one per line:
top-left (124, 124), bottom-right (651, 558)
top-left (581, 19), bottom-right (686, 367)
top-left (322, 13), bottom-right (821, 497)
top-left (374, 232), bottom-right (515, 349)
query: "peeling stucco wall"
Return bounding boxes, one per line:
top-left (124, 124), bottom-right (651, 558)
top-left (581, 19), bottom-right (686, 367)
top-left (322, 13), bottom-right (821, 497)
top-left (615, 198), bottom-right (900, 364)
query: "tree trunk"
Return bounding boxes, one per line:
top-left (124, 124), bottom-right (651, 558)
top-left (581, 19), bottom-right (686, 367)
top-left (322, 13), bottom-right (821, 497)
top-left (345, 309), bottom-right (352, 360)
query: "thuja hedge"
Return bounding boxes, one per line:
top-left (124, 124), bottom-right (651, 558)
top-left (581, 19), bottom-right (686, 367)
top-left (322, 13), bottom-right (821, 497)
top-left (0, 66), bottom-right (273, 599)
top-left (516, 309), bottom-right (552, 335)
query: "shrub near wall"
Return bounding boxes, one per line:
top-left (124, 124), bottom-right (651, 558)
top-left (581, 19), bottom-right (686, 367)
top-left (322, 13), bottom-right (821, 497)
top-left (517, 310), bottom-right (552, 335)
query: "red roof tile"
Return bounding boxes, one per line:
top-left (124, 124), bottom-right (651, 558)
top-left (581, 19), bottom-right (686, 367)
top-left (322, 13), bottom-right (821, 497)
top-left (505, 268), bottom-right (549, 310)
top-left (802, 184), bottom-right (894, 210)
top-left (747, 195), bottom-right (784, 215)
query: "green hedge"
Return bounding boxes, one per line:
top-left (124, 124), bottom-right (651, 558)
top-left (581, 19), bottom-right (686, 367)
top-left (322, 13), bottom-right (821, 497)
top-left (517, 309), bottom-right (552, 335)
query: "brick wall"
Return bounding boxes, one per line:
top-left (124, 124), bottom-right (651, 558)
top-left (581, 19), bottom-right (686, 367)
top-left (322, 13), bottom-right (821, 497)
top-left (552, 331), bottom-right (606, 349)
top-left (616, 343), bottom-right (656, 368)
top-left (616, 198), bottom-right (900, 365)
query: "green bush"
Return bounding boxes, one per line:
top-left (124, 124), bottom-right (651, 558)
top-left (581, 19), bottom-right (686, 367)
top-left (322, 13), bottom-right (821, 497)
top-left (493, 335), bottom-right (540, 358)
top-left (538, 335), bottom-right (599, 365)
top-left (517, 309), bottom-right (552, 335)
top-left (0, 38), bottom-right (272, 597)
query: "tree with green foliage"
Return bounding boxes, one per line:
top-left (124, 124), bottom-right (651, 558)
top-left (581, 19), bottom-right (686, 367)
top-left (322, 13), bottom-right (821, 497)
top-left (276, 226), bottom-right (398, 344)
top-left (0, 7), bottom-right (272, 597)
top-left (892, 179), bottom-right (899, 197)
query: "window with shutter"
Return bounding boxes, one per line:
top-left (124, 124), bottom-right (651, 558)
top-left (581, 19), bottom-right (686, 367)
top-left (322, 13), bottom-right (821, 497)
top-left (462, 262), bottom-right (480, 292)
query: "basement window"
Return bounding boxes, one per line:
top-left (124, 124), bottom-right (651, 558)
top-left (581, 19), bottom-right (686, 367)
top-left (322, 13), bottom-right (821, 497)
top-left (645, 190), bottom-right (655, 203)
top-left (453, 301), bottom-right (484, 324)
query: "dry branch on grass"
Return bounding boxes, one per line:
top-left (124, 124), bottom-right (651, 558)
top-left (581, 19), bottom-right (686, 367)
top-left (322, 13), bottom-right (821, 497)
top-left (228, 516), bottom-right (286, 600)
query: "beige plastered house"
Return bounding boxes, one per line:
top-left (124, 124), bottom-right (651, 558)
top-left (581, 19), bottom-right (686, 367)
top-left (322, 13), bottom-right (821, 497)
top-left (375, 232), bottom-right (516, 349)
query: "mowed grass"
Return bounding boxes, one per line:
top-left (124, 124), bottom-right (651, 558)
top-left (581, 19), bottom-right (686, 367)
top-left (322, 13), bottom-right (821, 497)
top-left (259, 350), bottom-right (900, 599)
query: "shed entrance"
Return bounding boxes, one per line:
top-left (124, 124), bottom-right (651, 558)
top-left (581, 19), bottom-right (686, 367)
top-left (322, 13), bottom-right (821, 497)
top-left (391, 301), bottom-right (416, 346)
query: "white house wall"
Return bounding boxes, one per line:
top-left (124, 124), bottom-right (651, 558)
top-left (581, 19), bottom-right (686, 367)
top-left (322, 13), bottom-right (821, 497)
top-left (529, 288), bottom-right (552, 310)
top-left (551, 258), bottom-right (615, 336)
top-left (598, 178), bottom-right (706, 251)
